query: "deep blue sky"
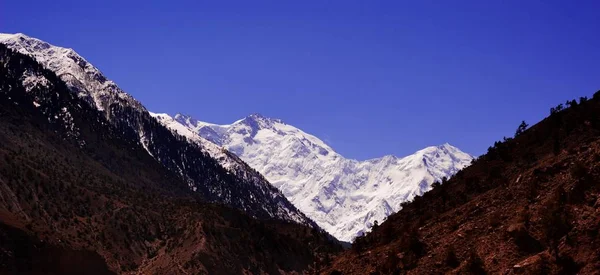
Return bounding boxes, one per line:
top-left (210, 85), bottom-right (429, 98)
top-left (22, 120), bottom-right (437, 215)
top-left (2, 1), bottom-right (600, 159)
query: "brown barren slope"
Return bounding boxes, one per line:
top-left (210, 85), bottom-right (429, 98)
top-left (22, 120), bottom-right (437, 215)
top-left (324, 94), bottom-right (600, 274)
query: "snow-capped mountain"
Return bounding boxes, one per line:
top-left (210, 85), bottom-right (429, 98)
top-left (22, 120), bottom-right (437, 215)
top-left (0, 33), bottom-right (314, 226)
top-left (172, 113), bottom-right (474, 242)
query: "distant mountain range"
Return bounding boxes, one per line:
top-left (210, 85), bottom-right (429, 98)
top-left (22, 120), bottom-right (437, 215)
top-left (158, 113), bottom-right (473, 241)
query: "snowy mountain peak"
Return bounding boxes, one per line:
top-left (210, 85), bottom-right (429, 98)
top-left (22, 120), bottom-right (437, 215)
top-left (0, 33), bottom-right (35, 42)
top-left (169, 114), bottom-right (474, 242)
top-left (247, 113), bottom-right (267, 119)
top-left (235, 113), bottom-right (285, 132)
top-left (173, 113), bottom-right (198, 126)
top-left (416, 143), bottom-right (459, 159)
top-left (244, 113), bottom-right (283, 124)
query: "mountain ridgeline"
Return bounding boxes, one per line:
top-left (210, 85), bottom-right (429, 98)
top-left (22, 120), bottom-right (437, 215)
top-left (0, 39), bottom-right (341, 273)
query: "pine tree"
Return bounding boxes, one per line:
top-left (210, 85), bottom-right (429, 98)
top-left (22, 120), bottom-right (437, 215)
top-left (515, 121), bottom-right (528, 137)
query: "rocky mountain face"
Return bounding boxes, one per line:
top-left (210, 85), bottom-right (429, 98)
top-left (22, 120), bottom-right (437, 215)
top-left (0, 33), bottom-right (314, 226)
top-left (170, 113), bottom-right (473, 242)
top-left (323, 93), bottom-right (600, 274)
top-left (0, 40), bottom-right (341, 274)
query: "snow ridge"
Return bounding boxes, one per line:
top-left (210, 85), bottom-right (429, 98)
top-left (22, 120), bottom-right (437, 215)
top-left (172, 113), bottom-right (474, 242)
